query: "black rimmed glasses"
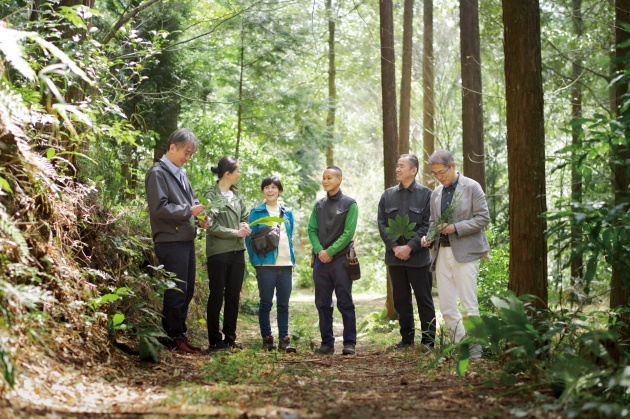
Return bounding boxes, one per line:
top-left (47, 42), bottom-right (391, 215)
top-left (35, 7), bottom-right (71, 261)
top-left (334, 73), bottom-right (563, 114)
top-left (430, 166), bottom-right (451, 178)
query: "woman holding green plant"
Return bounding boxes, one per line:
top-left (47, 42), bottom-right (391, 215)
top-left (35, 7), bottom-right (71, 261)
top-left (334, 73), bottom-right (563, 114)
top-left (204, 156), bottom-right (251, 351)
top-left (245, 176), bottom-right (296, 353)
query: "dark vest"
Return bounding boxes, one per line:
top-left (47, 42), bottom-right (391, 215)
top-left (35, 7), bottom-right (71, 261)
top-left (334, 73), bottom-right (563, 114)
top-left (315, 189), bottom-right (356, 258)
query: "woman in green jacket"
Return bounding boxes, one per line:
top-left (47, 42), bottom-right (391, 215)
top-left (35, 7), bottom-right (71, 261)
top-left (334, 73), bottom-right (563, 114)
top-left (204, 156), bottom-right (251, 350)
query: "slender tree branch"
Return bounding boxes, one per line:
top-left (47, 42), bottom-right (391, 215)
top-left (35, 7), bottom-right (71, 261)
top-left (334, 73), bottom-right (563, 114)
top-left (102, 0), bottom-right (160, 45)
top-left (544, 37), bottom-right (611, 82)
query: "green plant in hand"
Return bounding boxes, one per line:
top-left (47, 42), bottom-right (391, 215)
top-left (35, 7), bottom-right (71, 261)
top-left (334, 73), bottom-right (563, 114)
top-left (198, 195), bottom-right (230, 219)
top-left (385, 214), bottom-right (416, 244)
top-left (426, 193), bottom-right (462, 242)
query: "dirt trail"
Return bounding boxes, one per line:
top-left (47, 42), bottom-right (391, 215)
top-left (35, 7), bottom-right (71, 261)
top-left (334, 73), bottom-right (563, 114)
top-left (0, 293), bottom-right (529, 418)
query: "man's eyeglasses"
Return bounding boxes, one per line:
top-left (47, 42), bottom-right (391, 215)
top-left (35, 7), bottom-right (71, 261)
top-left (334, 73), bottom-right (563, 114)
top-left (430, 166), bottom-right (451, 178)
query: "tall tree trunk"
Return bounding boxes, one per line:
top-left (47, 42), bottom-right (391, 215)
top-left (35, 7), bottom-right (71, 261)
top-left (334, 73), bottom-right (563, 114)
top-left (611, 0), bottom-right (630, 342)
top-left (503, 0), bottom-right (548, 309)
top-left (460, 0), bottom-right (486, 192)
top-left (422, 0), bottom-right (435, 189)
top-left (325, 0), bottom-right (336, 166)
top-left (235, 22), bottom-right (245, 160)
top-left (380, 0), bottom-right (399, 320)
top-left (399, 0), bottom-right (414, 155)
top-left (570, 0), bottom-right (583, 284)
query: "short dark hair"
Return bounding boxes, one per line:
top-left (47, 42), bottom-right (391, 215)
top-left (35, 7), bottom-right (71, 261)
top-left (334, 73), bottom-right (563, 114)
top-left (400, 154), bottom-right (419, 175)
top-left (325, 166), bottom-right (342, 177)
top-left (211, 156), bottom-right (238, 178)
top-left (261, 176), bottom-right (283, 192)
top-left (167, 128), bottom-right (198, 152)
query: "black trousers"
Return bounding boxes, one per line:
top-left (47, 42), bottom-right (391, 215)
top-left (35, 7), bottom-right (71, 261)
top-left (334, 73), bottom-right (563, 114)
top-left (206, 250), bottom-right (245, 344)
top-left (388, 264), bottom-right (436, 344)
top-left (154, 240), bottom-right (196, 339)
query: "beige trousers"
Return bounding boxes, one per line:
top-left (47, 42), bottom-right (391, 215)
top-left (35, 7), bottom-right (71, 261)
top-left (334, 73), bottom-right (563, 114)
top-left (435, 246), bottom-right (480, 343)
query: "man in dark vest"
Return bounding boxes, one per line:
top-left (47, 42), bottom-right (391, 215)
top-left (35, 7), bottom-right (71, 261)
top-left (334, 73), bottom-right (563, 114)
top-left (308, 166), bottom-right (358, 355)
top-left (377, 154), bottom-right (435, 349)
top-left (145, 128), bottom-right (208, 354)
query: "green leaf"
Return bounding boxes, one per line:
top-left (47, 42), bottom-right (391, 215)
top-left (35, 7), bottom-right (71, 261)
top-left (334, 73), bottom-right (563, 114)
top-left (249, 216), bottom-right (288, 227)
top-left (456, 343), bottom-right (470, 378)
top-left (138, 336), bottom-right (159, 363)
top-left (112, 313), bottom-right (125, 326)
top-left (384, 214), bottom-right (416, 244)
top-left (0, 176), bottom-right (12, 193)
top-left (46, 148), bottom-right (55, 160)
top-left (199, 196), bottom-right (210, 206)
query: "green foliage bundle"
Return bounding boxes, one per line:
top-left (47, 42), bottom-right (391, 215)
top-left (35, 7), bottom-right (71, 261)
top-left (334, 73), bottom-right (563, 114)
top-left (426, 193), bottom-right (462, 242)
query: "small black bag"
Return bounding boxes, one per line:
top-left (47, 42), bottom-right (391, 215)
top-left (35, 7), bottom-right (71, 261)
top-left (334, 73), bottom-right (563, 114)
top-left (250, 225), bottom-right (281, 257)
top-left (343, 248), bottom-right (361, 281)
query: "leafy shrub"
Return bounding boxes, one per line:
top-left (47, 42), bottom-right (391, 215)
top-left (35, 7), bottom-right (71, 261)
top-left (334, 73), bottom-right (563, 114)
top-left (477, 226), bottom-right (509, 314)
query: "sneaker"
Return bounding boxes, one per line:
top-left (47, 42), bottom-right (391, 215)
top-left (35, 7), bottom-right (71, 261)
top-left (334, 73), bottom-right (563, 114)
top-left (470, 344), bottom-right (482, 359)
top-left (314, 345), bottom-right (334, 355)
top-left (342, 344), bottom-right (356, 355)
top-left (262, 336), bottom-right (275, 351)
top-left (421, 342), bottom-right (434, 351)
top-left (394, 340), bottom-right (414, 349)
top-left (224, 339), bottom-right (243, 350)
top-left (207, 341), bottom-right (230, 351)
top-left (174, 338), bottom-right (196, 354)
top-left (183, 336), bottom-right (202, 352)
top-left (278, 336), bottom-right (296, 353)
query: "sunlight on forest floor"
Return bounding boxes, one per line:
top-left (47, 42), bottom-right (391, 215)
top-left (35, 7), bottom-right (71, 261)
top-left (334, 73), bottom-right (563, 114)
top-left (0, 293), bottom-right (537, 418)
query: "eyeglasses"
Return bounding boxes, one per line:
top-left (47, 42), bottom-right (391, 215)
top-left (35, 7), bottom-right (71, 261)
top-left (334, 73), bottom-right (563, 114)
top-left (430, 166), bottom-right (451, 178)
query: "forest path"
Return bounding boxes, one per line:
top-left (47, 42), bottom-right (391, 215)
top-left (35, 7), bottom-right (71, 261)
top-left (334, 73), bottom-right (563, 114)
top-left (1, 291), bottom-right (529, 418)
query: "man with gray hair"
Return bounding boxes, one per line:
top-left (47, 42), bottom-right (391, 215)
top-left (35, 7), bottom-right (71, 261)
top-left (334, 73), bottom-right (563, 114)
top-left (145, 128), bottom-right (208, 354)
top-left (421, 149), bottom-right (490, 359)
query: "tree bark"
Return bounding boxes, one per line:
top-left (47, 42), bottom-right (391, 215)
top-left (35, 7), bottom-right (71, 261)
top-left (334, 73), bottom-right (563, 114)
top-left (325, 0), bottom-right (336, 166)
top-left (570, 0), bottom-right (583, 283)
top-left (611, 0), bottom-right (630, 342)
top-left (502, 0), bottom-right (548, 308)
top-left (235, 39), bottom-right (245, 159)
top-left (380, 0), bottom-right (399, 320)
top-left (460, 0), bottom-right (486, 192)
top-left (398, 0), bottom-right (414, 155)
top-left (422, 0), bottom-right (435, 189)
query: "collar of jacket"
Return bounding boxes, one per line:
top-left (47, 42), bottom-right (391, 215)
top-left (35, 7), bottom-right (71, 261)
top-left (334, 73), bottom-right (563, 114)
top-left (252, 202), bottom-right (285, 213)
top-left (210, 181), bottom-right (241, 196)
top-left (327, 189), bottom-right (343, 201)
top-left (155, 161), bottom-right (191, 203)
top-left (397, 180), bottom-right (417, 191)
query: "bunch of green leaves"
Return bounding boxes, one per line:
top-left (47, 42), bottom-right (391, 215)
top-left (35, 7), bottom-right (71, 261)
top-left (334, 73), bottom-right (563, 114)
top-left (384, 215), bottom-right (416, 244)
top-left (198, 194), bottom-right (230, 216)
top-left (426, 193), bottom-right (462, 242)
top-left (249, 216), bottom-right (287, 227)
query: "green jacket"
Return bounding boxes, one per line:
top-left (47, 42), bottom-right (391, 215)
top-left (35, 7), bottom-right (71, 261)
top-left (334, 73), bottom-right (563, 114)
top-left (204, 183), bottom-right (249, 258)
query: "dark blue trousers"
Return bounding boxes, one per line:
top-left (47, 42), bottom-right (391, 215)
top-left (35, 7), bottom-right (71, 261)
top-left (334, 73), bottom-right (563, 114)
top-left (154, 240), bottom-right (196, 339)
top-left (313, 256), bottom-right (356, 347)
top-left (388, 265), bottom-right (436, 344)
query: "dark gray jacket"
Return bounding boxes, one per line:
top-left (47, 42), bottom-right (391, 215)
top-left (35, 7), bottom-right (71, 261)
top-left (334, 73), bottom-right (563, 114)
top-left (145, 160), bottom-right (200, 243)
top-left (377, 180), bottom-right (432, 267)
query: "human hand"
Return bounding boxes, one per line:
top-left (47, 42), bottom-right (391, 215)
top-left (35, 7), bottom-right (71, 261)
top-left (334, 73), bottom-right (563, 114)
top-left (237, 224), bottom-right (251, 237)
top-left (393, 245), bottom-right (412, 260)
top-left (192, 205), bottom-right (207, 216)
top-left (421, 236), bottom-right (432, 247)
top-left (438, 223), bottom-right (456, 235)
top-left (199, 216), bottom-right (209, 230)
top-left (318, 250), bottom-right (332, 263)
